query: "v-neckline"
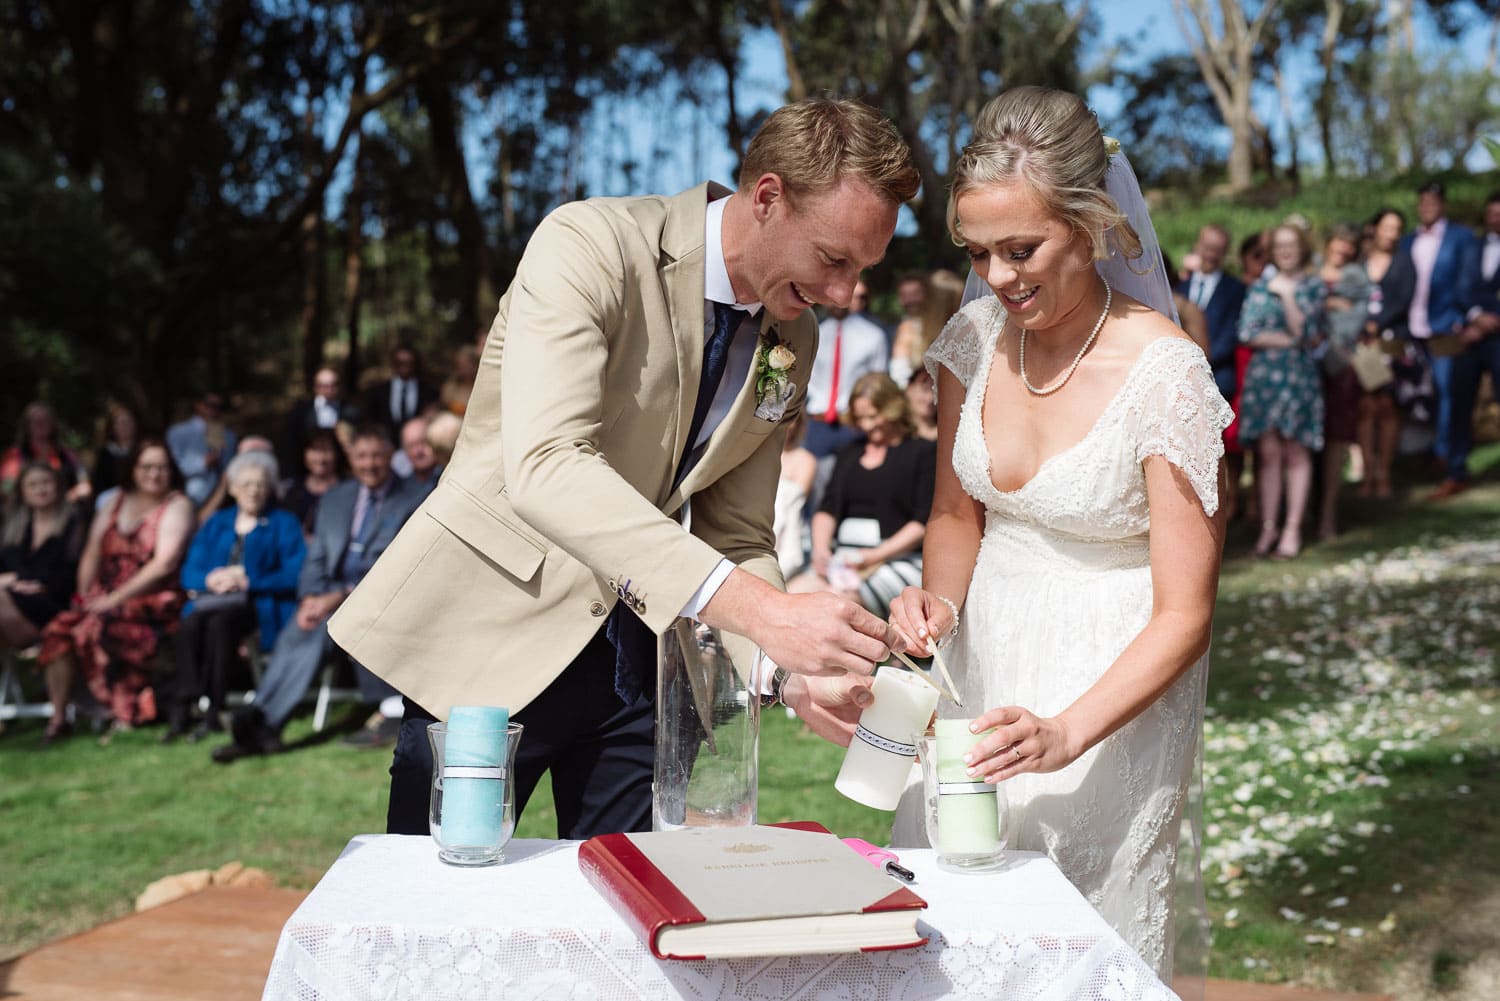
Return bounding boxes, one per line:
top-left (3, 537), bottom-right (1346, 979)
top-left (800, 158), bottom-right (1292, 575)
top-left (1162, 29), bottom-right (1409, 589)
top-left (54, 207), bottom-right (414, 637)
top-left (971, 324), bottom-right (1174, 498)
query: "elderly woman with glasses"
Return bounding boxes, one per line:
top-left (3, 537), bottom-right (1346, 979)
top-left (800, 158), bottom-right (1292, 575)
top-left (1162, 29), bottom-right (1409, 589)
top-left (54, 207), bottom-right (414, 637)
top-left (160, 451), bottom-right (306, 742)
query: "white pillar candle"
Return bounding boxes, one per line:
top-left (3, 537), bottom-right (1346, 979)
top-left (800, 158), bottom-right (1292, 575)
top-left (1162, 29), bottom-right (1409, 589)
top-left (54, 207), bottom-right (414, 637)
top-left (835, 666), bottom-right (940, 811)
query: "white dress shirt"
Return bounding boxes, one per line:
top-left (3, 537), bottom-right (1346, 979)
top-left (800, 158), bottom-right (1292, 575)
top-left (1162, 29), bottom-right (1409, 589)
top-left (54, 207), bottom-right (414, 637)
top-left (806, 312), bottom-right (889, 420)
top-left (313, 396), bottom-right (340, 428)
top-left (1189, 270), bottom-right (1222, 309)
top-left (388, 377), bottom-right (418, 425)
top-left (682, 195), bottom-right (766, 618)
top-left (1408, 219), bottom-right (1446, 339)
top-left (1484, 232), bottom-right (1500, 284)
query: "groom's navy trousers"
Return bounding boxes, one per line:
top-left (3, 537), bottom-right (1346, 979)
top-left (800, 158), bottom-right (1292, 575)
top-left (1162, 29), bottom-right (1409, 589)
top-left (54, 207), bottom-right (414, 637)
top-left (386, 623), bottom-right (656, 839)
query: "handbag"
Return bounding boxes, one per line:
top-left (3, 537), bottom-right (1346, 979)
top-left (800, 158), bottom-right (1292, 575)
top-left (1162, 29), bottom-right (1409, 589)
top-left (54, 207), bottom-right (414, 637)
top-left (190, 589), bottom-right (250, 614)
top-left (1351, 341), bottom-right (1394, 392)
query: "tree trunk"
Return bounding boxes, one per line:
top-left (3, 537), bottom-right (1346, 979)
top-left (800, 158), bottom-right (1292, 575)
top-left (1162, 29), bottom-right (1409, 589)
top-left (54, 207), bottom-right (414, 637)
top-left (1317, 0), bottom-right (1343, 177)
top-left (298, 102), bottom-right (327, 390)
top-left (342, 128), bottom-right (365, 391)
top-left (769, 0), bottom-right (807, 102)
top-left (420, 77), bottom-right (492, 343)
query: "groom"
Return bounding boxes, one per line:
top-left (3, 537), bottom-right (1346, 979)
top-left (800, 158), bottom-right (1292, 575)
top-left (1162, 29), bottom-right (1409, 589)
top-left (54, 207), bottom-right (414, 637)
top-left (330, 98), bottom-right (922, 839)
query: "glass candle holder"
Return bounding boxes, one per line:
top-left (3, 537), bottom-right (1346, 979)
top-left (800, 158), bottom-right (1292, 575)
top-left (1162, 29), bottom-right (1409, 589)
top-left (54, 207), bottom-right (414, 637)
top-left (919, 721), bottom-right (1005, 872)
top-left (427, 715), bottom-right (524, 866)
top-left (653, 619), bottom-right (761, 830)
top-left (835, 665), bottom-right (940, 811)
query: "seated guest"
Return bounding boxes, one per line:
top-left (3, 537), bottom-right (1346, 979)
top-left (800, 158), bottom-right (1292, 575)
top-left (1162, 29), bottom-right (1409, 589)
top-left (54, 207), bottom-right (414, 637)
top-left (0, 463), bottom-right (85, 655)
top-left (397, 415), bottom-right (441, 494)
top-left (212, 426), bottom-right (424, 762)
top-left (365, 343), bottom-right (437, 440)
top-left (90, 401), bottom-right (141, 506)
top-left (280, 429), bottom-right (344, 536)
top-left (773, 412), bottom-right (817, 578)
top-left (167, 390), bottom-right (239, 511)
top-left (282, 367), bottom-right (360, 478)
top-left (904, 365), bottom-right (938, 442)
top-left (1, 402), bottom-right (91, 504)
top-left (439, 343), bottom-right (480, 416)
top-left (425, 412), bottom-right (462, 466)
top-left (788, 373), bottom-right (935, 617)
top-left (161, 452), bottom-right (306, 742)
top-left (36, 439), bottom-right (194, 743)
top-left (194, 434), bottom-right (276, 524)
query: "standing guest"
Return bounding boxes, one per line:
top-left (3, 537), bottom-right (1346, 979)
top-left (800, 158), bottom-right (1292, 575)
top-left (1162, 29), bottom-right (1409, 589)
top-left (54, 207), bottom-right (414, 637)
top-left (896, 272), bottom-right (927, 322)
top-left (789, 373), bottom-right (935, 617)
top-left (1240, 231), bottom-right (1271, 283)
top-left (282, 367), bottom-right (360, 478)
top-left (212, 427), bottom-right (424, 762)
top-left (36, 439), bottom-right (193, 742)
top-left (1317, 225), bottom-right (1373, 539)
top-left (1185, 224), bottom-right (1247, 403)
top-left (161, 452), bottom-right (305, 742)
top-left (905, 365), bottom-right (939, 441)
top-left (890, 269), bottom-right (964, 387)
top-left (439, 344), bottom-right (481, 416)
top-left (1164, 250), bottom-right (1210, 354)
top-left (886, 87), bottom-right (1230, 980)
top-left (280, 430), bottom-right (344, 537)
top-left (364, 343), bottom-right (437, 439)
top-left (0, 464), bottom-right (84, 655)
top-left (167, 390), bottom-right (239, 511)
top-left (1448, 191), bottom-right (1500, 494)
top-left (806, 278), bottom-right (890, 457)
top-left (1238, 225), bottom-right (1328, 559)
top-left (1358, 208), bottom-right (1414, 498)
top-left (773, 412), bottom-right (817, 578)
top-left (1400, 182), bottom-right (1478, 500)
top-left (1, 402), bottom-right (90, 504)
top-left (329, 98), bottom-right (916, 840)
top-left (90, 402), bottom-right (141, 505)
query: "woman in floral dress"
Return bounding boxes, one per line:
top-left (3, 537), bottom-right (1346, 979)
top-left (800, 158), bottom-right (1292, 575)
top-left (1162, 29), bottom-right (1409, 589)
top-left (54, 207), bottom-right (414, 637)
top-left (1236, 224), bottom-right (1327, 558)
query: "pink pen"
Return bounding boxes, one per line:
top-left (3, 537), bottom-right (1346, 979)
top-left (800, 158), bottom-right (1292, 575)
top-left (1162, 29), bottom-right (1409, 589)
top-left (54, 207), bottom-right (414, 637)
top-left (842, 837), bottom-right (916, 883)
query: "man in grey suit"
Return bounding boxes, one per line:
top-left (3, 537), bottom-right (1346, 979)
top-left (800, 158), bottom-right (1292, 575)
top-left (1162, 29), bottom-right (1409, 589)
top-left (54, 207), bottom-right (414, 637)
top-left (212, 426), bottom-right (424, 762)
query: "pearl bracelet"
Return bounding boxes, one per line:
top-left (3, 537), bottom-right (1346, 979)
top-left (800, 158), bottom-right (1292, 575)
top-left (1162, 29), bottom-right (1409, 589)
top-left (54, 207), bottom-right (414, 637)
top-left (933, 594), bottom-right (960, 648)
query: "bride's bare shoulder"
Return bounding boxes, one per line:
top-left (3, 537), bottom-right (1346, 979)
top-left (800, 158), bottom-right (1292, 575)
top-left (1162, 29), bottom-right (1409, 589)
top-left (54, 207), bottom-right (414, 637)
top-left (1110, 297), bottom-right (1199, 361)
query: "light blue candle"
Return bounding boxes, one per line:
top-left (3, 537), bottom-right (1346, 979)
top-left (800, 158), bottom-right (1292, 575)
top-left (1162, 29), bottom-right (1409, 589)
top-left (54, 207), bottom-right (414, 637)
top-left (440, 706), bottom-right (510, 848)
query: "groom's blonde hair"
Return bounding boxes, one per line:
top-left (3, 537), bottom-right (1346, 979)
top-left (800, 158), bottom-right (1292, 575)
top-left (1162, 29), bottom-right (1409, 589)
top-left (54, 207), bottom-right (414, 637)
top-left (948, 86), bottom-right (1142, 262)
top-left (739, 99), bottom-right (920, 206)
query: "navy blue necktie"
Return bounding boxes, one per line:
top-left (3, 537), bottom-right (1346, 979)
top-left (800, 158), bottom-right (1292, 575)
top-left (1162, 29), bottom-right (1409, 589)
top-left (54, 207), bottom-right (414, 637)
top-left (610, 301), bottom-right (744, 704)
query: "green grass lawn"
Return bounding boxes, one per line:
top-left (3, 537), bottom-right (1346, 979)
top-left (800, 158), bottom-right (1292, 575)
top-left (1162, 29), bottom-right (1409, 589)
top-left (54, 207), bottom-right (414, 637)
top-left (3, 460), bottom-right (1498, 995)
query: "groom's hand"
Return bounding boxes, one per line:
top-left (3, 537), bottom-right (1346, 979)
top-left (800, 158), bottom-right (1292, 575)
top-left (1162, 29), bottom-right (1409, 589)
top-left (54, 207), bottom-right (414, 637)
top-left (700, 570), bottom-right (896, 677)
top-left (781, 673), bottom-right (874, 747)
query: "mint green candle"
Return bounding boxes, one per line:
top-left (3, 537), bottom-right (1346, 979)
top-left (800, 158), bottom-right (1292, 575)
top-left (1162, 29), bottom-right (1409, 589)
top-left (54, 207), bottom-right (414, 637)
top-left (933, 719), bottom-right (1000, 855)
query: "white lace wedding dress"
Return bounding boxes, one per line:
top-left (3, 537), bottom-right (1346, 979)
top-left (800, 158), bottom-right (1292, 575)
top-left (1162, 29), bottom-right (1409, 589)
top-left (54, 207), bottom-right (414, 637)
top-left (890, 296), bottom-right (1233, 979)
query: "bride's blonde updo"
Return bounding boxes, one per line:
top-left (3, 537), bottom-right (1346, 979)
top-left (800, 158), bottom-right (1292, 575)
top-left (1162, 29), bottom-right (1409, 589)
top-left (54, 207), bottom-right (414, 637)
top-left (947, 86), bottom-right (1142, 263)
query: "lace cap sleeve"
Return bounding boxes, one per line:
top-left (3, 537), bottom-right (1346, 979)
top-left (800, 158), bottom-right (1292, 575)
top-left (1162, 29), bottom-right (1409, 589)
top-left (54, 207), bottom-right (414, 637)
top-left (1132, 339), bottom-right (1235, 516)
top-left (923, 298), bottom-right (997, 401)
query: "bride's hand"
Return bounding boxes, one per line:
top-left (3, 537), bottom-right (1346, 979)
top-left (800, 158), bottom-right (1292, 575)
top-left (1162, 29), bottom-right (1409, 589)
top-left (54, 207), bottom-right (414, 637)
top-left (887, 586), bottom-right (956, 656)
top-left (962, 706), bottom-right (1081, 780)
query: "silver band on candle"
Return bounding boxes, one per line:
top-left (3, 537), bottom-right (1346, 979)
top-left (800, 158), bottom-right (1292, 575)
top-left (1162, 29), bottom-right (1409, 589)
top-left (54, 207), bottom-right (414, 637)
top-left (854, 724), bottom-right (917, 757)
top-left (443, 765), bottom-right (508, 780)
top-left (938, 781), bottom-right (996, 795)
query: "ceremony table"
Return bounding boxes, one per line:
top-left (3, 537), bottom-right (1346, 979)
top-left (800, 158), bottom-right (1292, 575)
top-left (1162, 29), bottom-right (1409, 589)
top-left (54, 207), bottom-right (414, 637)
top-left (261, 834), bottom-right (1175, 1001)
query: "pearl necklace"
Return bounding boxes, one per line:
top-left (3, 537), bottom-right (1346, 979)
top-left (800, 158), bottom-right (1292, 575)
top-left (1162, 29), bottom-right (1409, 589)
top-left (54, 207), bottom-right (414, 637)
top-left (1017, 280), bottom-right (1112, 397)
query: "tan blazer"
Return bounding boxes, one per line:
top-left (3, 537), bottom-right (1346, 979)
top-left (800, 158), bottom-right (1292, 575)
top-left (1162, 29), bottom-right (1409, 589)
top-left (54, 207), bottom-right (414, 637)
top-left (329, 183), bottom-right (817, 719)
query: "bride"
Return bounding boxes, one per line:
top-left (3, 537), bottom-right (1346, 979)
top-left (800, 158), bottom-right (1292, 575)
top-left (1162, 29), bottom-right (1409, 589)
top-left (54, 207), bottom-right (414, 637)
top-left (888, 86), bottom-right (1231, 980)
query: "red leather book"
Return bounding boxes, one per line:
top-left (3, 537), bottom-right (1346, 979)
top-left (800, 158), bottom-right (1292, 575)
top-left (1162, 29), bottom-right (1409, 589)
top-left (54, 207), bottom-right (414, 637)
top-left (577, 821), bottom-right (928, 960)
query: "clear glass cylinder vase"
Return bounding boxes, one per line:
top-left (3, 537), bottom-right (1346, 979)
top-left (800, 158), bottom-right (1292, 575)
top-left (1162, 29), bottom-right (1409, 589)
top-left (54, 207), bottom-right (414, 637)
top-left (653, 619), bottom-right (764, 830)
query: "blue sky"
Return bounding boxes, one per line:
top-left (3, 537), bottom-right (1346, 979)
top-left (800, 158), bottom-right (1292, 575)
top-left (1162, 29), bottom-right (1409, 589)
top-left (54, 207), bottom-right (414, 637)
top-left (421, 1), bottom-right (1492, 217)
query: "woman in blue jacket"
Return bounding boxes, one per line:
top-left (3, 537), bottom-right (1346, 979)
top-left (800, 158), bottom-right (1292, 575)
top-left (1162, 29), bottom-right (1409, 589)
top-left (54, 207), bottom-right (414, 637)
top-left (162, 451), bottom-right (305, 741)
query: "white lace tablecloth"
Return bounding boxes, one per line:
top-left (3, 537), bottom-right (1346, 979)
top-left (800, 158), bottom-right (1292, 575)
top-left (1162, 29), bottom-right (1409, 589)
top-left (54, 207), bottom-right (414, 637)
top-left (262, 835), bottom-right (1175, 1001)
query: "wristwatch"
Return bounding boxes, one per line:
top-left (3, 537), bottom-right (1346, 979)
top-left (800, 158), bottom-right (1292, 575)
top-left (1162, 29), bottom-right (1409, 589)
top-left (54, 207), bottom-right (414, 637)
top-left (758, 667), bottom-right (788, 708)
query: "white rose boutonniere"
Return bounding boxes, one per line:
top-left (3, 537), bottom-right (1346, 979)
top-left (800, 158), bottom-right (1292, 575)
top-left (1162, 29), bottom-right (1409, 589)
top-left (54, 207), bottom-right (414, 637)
top-left (753, 334), bottom-right (797, 422)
